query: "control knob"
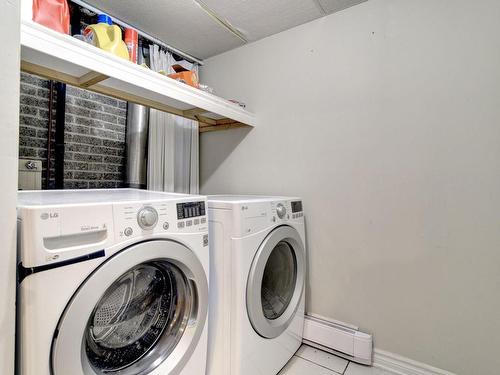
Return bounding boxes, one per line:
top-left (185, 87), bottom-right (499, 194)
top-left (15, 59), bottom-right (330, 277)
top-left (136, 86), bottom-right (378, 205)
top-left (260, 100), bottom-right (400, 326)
top-left (276, 203), bottom-right (286, 219)
top-left (137, 207), bottom-right (158, 230)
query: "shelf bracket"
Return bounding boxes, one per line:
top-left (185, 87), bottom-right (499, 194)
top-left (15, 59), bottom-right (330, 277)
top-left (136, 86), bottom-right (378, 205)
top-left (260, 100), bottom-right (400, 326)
top-left (183, 107), bottom-right (208, 117)
top-left (195, 115), bottom-right (217, 126)
top-left (21, 61), bottom-right (80, 86)
top-left (199, 119), bottom-right (248, 133)
top-left (78, 71), bottom-right (109, 88)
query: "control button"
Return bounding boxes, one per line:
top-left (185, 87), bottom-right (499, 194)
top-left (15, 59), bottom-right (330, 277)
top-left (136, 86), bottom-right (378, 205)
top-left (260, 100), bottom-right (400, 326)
top-left (287, 214), bottom-right (290, 220)
top-left (163, 222), bottom-right (169, 230)
top-left (177, 222), bottom-right (185, 229)
top-left (201, 217), bottom-right (207, 224)
top-left (193, 219), bottom-right (200, 225)
top-left (137, 207), bottom-right (159, 230)
top-left (124, 227), bottom-right (133, 237)
top-left (272, 216), bottom-right (276, 222)
top-left (292, 214), bottom-right (296, 219)
top-left (186, 220), bottom-right (193, 227)
top-left (203, 234), bottom-right (209, 247)
top-left (276, 203), bottom-right (286, 219)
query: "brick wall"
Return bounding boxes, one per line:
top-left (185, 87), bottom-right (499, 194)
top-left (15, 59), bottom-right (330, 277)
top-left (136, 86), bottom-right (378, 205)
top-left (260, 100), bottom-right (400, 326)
top-left (19, 73), bottom-right (56, 189)
top-left (19, 73), bottom-right (127, 189)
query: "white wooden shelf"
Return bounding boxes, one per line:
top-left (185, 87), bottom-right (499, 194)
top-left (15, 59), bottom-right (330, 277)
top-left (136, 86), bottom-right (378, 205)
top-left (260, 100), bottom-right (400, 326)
top-left (20, 20), bottom-right (256, 132)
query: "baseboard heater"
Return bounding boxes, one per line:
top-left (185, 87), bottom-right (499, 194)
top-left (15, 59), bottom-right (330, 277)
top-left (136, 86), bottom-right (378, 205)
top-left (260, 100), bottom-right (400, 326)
top-left (302, 314), bottom-right (373, 365)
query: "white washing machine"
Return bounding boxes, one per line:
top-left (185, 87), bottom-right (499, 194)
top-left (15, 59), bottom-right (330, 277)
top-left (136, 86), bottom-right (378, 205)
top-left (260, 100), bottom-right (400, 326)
top-left (17, 189), bottom-right (210, 375)
top-left (207, 196), bottom-right (306, 375)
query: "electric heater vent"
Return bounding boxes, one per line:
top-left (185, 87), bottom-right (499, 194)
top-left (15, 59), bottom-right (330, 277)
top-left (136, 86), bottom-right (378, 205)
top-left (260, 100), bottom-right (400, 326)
top-left (303, 314), bottom-right (373, 365)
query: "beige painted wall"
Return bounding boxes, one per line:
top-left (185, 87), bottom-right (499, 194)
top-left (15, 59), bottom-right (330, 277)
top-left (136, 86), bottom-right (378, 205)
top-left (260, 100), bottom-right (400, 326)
top-left (0, 0), bottom-right (20, 374)
top-left (200, 0), bottom-right (500, 373)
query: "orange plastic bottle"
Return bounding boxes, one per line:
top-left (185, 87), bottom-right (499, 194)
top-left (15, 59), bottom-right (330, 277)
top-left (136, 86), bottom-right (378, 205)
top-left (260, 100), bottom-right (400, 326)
top-left (124, 28), bottom-right (138, 63)
top-left (33, 0), bottom-right (70, 34)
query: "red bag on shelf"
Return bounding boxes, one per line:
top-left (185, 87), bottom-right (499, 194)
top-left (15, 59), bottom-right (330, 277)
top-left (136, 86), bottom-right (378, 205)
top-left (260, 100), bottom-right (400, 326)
top-left (32, 0), bottom-right (70, 35)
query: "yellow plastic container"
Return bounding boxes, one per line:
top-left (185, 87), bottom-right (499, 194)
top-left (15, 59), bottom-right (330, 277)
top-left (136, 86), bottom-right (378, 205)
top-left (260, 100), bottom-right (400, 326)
top-left (84, 14), bottom-right (129, 60)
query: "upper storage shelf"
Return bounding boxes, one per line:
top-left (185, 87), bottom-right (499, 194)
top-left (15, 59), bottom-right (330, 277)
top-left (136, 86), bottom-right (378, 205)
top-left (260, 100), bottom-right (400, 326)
top-left (20, 20), bottom-right (256, 132)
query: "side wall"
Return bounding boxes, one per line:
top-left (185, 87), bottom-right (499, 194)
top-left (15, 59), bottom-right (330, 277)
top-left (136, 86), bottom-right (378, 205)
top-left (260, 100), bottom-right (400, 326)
top-left (0, 0), bottom-right (20, 373)
top-left (200, 0), bottom-right (500, 374)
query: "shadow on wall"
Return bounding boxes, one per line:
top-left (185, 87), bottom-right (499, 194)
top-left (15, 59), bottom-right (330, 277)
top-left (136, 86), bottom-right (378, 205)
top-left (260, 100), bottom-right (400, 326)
top-left (200, 126), bottom-right (252, 190)
top-left (303, 217), bottom-right (313, 313)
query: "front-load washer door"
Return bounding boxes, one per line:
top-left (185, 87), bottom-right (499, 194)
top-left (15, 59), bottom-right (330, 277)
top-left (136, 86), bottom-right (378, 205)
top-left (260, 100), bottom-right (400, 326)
top-left (246, 226), bottom-right (305, 339)
top-left (51, 240), bottom-right (208, 375)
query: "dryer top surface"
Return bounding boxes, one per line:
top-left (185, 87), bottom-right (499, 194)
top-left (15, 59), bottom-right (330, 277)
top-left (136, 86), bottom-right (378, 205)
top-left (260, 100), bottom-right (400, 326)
top-left (208, 195), bottom-right (300, 208)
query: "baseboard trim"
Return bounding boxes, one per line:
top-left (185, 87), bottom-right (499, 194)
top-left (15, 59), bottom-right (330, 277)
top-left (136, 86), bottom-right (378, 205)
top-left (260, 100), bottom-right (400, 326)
top-left (303, 314), bottom-right (456, 375)
top-left (373, 349), bottom-right (457, 375)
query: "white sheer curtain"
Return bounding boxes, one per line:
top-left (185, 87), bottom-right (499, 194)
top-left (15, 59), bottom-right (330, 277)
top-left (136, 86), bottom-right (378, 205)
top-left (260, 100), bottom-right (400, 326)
top-left (147, 45), bottom-right (199, 194)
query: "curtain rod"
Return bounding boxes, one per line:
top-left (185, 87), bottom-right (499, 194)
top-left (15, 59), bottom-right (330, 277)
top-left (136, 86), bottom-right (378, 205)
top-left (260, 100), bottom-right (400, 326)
top-left (70, 0), bottom-right (204, 65)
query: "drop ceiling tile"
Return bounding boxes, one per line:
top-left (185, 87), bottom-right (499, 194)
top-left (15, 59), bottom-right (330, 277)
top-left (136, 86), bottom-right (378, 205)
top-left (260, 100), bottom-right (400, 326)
top-left (83, 0), bottom-right (245, 59)
top-left (202, 0), bottom-right (324, 41)
top-left (316, 0), bottom-right (369, 14)
top-left (83, 0), bottom-right (370, 59)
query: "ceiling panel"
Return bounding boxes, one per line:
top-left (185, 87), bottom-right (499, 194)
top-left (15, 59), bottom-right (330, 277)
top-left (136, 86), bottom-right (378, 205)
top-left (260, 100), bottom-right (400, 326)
top-left (316, 0), bottom-right (369, 14)
top-left (201, 0), bottom-right (324, 42)
top-left (84, 0), bottom-right (245, 59)
top-left (83, 0), bottom-right (370, 60)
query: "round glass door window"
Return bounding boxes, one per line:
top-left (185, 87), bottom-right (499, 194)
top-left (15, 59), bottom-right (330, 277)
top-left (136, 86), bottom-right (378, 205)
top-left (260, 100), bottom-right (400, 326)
top-left (85, 261), bottom-right (192, 373)
top-left (261, 241), bottom-right (297, 320)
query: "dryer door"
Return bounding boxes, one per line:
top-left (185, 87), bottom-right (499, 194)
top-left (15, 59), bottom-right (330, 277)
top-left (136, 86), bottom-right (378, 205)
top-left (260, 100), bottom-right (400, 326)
top-left (246, 226), bottom-right (305, 339)
top-left (51, 240), bottom-right (208, 375)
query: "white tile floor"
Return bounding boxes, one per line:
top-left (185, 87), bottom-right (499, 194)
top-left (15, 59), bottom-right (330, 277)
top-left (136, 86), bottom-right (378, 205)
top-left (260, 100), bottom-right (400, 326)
top-left (279, 345), bottom-right (395, 375)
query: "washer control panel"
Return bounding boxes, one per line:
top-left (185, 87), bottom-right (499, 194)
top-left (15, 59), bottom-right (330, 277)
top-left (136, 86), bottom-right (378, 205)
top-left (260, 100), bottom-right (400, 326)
top-left (137, 206), bottom-right (159, 229)
top-left (114, 199), bottom-right (207, 240)
top-left (177, 201), bottom-right (206, 220)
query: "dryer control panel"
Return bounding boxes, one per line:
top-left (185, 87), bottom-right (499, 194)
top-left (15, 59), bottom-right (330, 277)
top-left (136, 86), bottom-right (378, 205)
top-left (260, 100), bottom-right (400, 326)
top-left (270, 200), bottom-right (303, 222)
top-left (230, 199), bottom-right (304, 236)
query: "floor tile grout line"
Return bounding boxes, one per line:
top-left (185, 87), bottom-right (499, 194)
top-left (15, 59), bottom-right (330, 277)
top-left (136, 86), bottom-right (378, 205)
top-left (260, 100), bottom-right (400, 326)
top-left (298, 345), bottom-right (350, 375)
top-left (343, 361), bottom-right (351, 375)
top-left (294, 354), bottom-right (345, 374)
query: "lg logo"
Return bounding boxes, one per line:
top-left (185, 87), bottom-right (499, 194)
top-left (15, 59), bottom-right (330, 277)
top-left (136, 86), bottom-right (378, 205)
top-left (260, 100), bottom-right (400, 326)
top-left (40, 212), bottom-right (59, 220)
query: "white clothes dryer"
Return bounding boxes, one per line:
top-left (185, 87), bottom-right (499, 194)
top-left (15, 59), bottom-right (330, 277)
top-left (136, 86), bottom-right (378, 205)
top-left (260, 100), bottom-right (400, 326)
top-left (17, 189), bottom-right (210, 375)
top-left (207, 196), bottom-right (306, 375)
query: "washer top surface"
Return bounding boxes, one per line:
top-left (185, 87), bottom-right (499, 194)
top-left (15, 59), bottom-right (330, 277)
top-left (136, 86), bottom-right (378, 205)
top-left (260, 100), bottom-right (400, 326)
top-left (18, 188), bottom-right (204, 207)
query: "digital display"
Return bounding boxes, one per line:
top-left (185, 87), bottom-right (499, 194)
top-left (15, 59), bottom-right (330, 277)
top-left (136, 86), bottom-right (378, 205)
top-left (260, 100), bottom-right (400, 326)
top-left (177, 201), bottom-right (206, 219)
top-left (291, 201), bottom-right (303, 213)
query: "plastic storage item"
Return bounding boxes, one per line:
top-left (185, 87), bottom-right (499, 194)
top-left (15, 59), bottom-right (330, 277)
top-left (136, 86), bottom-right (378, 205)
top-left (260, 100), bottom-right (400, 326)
top-left (167, 64), bottom-right (199, 88)
top-left (124, 28), bottom-right (138, 63)
top-left (32, 0), bottom-right (70, 34)
top-left (228, 99), bottom-right (246, 108)
top-left (73, 34), bottom-right (91, 44)
top-left (199, 84), bottom-right (215, 94)
top-left (83, 14), bottom-right (129, 60)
